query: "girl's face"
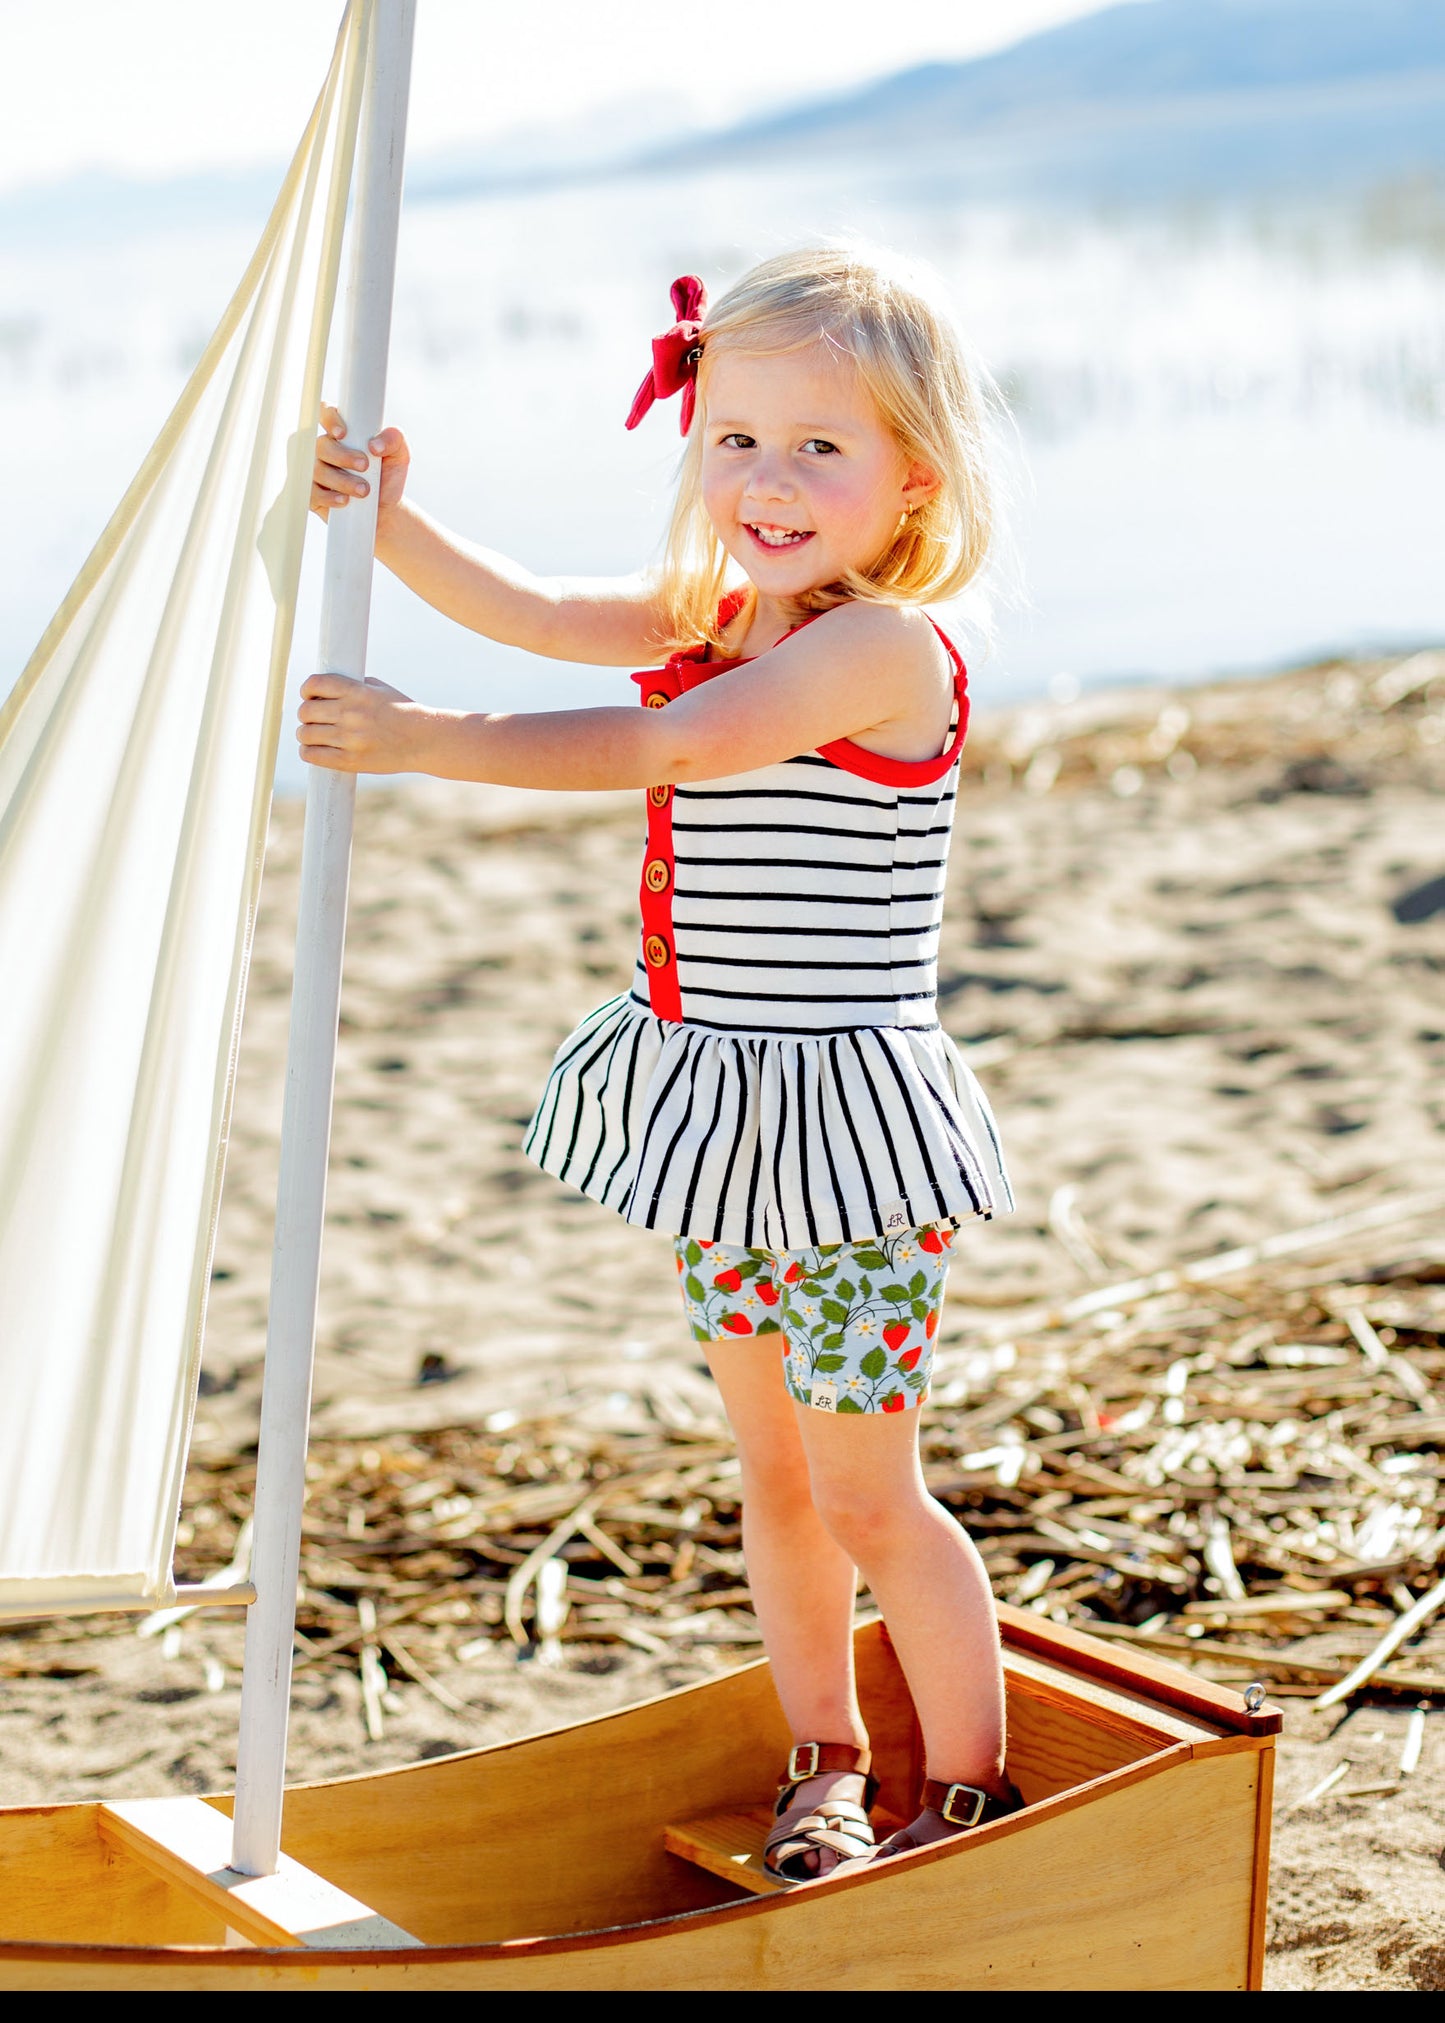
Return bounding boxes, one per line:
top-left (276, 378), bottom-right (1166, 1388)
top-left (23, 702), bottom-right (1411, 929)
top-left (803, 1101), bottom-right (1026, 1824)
top-left (700, 343), bottom-right (935, 604)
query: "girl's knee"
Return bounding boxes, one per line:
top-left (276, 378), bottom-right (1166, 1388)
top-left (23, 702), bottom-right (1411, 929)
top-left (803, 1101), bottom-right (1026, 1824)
top-left (737, 1440), bottom-right (816, 1527)
top-left (808, 1471), bottom-right (917, 1562)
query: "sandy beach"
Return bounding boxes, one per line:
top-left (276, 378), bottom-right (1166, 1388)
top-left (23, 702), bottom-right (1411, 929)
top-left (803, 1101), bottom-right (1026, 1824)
top-left (3, 651), bottom-right (1444, 1987)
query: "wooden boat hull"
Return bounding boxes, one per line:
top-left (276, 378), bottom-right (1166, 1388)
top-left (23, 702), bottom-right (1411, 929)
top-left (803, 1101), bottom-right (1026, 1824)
top-left (0, 1608), bottom-right (1276, 1989)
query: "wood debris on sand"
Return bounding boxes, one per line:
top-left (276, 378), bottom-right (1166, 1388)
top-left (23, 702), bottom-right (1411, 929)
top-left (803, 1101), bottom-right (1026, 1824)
top-left (6, 1193), bottom-right (1442, 1731)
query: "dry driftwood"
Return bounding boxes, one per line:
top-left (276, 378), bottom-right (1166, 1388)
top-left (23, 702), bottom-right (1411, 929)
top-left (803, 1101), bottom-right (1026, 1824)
top-left (5, 1191), bottom-right (1441, 1724)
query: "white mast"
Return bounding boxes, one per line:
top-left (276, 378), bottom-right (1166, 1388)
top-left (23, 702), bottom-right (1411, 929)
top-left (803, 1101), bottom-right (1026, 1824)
top-left (231, 0), bottom-right (416, 1880)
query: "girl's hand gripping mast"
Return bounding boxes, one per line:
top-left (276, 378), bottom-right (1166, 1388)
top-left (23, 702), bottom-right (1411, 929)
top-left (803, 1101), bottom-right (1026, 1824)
top-left (231, 0), bottom-right (416, 1881)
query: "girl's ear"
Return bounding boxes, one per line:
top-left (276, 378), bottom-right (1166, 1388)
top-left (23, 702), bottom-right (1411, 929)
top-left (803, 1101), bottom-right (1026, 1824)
top-left (901, 458), bottom-right (942, 511)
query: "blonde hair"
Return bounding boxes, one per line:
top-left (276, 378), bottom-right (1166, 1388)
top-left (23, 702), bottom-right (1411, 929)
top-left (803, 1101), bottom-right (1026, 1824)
top-left (658, 245), bottom-right (998, 650)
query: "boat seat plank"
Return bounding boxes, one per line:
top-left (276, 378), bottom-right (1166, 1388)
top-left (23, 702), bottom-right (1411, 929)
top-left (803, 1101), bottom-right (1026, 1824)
top-left (664, 1803), bottom-right (907, 1896)
top-left (97, 1799), bottom-right (422, 1951)
top-left (664, 1807), bottom-right (785, 1896)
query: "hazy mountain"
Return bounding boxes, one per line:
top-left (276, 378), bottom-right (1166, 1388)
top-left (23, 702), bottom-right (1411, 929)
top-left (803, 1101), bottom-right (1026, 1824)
top-left (6, 0), bottom-right (1444, 245)
top-left (674, 0), bottom-right (1445, 150)
top-left (638, 0), bottom-right (1445, 201)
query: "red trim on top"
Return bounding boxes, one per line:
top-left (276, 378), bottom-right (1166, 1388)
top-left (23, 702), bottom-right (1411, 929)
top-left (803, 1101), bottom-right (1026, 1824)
top-left (819, 621), bottom-right (970, 785)
top-left (715, 585), bottom-right (751, 635)
top-left (633, 645), bottom-right (701, 1022)
top-left (634, 610), bottom-right (971, 787)
top-left (639, 776), bottom-right (681, 1021)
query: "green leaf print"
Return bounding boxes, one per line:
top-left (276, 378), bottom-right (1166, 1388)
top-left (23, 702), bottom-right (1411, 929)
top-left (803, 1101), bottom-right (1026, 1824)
top-left (684, 1241), bottom-right (703, 1268)
top-left (878, 1283), bottom-right (910, 1303)
top-left (735, 1258), bottom-right (761, 1279)
top-left (859, 1347), bottom-right (887, 1380)
top-left (835, 1279), bottom-right (856, 1303)
top-left (835, 1396), bottom-right (864, 1413)
top-left (757, 1318), bottom-right (781, 1335)
top-left (854, 1249), bottom-right (888, 1271)
top-left (685, 1274), bottom-right (707, 1302)
top-left (820, 1298), bottom-right (850, 1325)
top-left (858, 1277), bottom-right (874, 1298)
top-left (819, 1245), bottom-right (843, 1258)
top-left (821, 1331), bottom-right (846, 1351)
top-left (814, 1355), bottom-right (847, 1373)
top-left (911, 1299), bottom-right (930, 1321)
top-left (908, 1270), bottom-right (927, 1297)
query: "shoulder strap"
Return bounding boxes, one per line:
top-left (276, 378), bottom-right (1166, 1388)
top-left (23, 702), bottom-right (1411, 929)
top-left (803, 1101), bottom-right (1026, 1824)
top-left (819, 619), bottom-right (969, 785)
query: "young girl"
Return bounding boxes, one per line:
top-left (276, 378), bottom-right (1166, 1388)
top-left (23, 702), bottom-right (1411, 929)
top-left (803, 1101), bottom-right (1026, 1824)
top-left (303, 248), bottom-right (1019, 1880)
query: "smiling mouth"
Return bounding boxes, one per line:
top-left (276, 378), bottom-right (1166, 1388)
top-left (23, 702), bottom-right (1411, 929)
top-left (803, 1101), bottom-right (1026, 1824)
top-left (746, 523), bottom-right (814, 551)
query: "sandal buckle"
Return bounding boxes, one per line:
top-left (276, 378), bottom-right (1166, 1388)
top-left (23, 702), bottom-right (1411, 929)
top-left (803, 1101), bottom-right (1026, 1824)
top-left (788, 1743), bottom-right (821, 1780)
top-left (940, 1783), bottom-right (986, 1828)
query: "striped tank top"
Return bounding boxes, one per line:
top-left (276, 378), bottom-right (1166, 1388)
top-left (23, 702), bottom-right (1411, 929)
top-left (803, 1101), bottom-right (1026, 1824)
top-left (524, 607), bottom-right (1013, 1249)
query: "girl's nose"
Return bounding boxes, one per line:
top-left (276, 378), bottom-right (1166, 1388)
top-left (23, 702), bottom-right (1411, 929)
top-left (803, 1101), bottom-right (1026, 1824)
top-left (744, 454), bottom-right (796, 505)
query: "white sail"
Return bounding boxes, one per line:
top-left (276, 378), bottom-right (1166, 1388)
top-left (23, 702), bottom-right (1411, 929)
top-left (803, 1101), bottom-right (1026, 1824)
top-left (0, 3), bottom-right (369, 1613)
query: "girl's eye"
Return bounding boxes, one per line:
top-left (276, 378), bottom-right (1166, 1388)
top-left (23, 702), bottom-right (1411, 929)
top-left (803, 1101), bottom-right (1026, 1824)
top-left (718, 433), bottom-right (755, 450)
top-left (801, 439), bottom-right (839, 456)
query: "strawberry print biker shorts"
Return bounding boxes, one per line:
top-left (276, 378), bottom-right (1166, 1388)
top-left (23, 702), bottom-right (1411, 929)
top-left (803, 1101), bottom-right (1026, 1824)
top-left (674, 1226), bottom-right (955, 1414)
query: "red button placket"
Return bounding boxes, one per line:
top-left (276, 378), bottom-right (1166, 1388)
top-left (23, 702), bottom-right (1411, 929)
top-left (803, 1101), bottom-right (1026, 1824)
top-left (639, 680), bottom-right (682, 1021)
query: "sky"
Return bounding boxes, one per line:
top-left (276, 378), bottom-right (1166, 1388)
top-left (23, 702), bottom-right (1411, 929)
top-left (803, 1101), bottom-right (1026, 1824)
top-left (0, 0), bottom-right (1129, 196)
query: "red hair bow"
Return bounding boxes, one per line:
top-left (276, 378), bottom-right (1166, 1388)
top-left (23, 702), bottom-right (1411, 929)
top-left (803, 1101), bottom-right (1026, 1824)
top-left (625, 275), bottom-right (708, 434)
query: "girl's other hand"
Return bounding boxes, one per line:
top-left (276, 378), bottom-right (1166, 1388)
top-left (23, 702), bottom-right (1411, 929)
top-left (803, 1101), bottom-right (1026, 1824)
top-left (297, 671), bottom-right (422, 773)
top-left (309, 402), bottom-right (411, 523)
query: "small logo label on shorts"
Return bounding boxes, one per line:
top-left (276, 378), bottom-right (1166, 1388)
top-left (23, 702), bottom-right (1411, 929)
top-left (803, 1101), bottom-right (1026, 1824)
top-left (882, 1204), bottom-right (908, 1234)
top-left (811, 1382), bottom-right (837, 1412)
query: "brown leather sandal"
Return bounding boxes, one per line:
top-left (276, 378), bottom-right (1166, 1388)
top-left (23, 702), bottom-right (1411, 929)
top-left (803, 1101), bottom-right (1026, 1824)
top-left (763, 1742), bottom-right (879, 1884)
top-left (863, 1776), bottom-right (1024, 1863)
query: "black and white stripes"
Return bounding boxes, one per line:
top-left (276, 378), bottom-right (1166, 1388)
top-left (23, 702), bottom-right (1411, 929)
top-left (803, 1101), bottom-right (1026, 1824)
top-left (641, 755), bottom-right (954, 1035)
top-left (524, 994), bottom-right (1010, 1248)
top-left (524, 735), bottom-right (1013, 1247)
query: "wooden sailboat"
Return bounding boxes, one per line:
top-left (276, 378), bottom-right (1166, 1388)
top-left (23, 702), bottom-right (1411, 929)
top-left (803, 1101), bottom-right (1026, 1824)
top-left (0, 1), bottom-right (1279, 1989)
top-left (0, 1610), bottom-right (1277, 1988)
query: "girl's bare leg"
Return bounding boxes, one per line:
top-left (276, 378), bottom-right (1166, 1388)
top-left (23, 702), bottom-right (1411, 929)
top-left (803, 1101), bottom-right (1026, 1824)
top-left (793, 1401), bottom-right (1008, 1844)
top-left (703, 1337), bottom-right (869, 1871)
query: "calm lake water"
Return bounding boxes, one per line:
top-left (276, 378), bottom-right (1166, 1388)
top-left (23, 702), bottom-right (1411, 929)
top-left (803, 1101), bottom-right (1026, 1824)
top-left (3, 161), bottom-right (1443, 785)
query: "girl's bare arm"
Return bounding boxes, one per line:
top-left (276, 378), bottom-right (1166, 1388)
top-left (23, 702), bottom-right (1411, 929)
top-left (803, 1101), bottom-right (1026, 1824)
top-left (298, 601), bottom-right (951, 783)
top-left (311, 405), bottom-right (670, 668)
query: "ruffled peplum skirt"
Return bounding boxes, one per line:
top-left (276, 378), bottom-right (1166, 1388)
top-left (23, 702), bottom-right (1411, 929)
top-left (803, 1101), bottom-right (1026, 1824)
top-left (523, 993), bottom-right (1014, 1250)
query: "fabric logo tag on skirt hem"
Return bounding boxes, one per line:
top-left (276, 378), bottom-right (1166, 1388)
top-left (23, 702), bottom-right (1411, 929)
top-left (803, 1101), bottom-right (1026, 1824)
top-left (811, 1383), bottom-right (837, 1412)
top-left (881, 1203), bottom-right (909, 1235)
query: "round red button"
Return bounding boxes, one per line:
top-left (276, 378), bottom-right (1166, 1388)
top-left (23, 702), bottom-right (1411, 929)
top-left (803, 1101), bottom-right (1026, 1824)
top-left (644, 934), bottom-right (671, 968)
top-left (644, 858), bottom-right (670, 893)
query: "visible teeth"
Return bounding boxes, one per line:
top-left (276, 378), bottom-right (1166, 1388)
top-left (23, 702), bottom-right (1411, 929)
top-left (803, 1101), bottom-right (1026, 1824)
top-left (751, 525), bottom-right (808, 547)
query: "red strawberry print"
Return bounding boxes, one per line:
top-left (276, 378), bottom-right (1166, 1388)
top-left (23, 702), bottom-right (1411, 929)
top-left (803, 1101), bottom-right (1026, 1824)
top-left (924, 1308), bottom-right (939, 1339)
top-left (898, 1346), bottom-right (923, 1373)
top-left (881, 1391), bottom-right (906, 1412)
top-left (782, 1261), bottom-right (803, 1283)
top-left (721, 1312), bottom-right (753, 1335)
top-left (919, 1229), bottom-right (944, 1254)
top-left (756, 1281), bottom-right (780, 1306)
top-left (675, 1254), bottom-right (685, 1272)
top-left (882, 1321), bottom-right (910, 1353)
top-left (696, 1240), bottom-right (715, 1249)
top-left (713, 1267), bottom-right (743, 1293)
top-left (942, 1228), bottom-right (955, 1246)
